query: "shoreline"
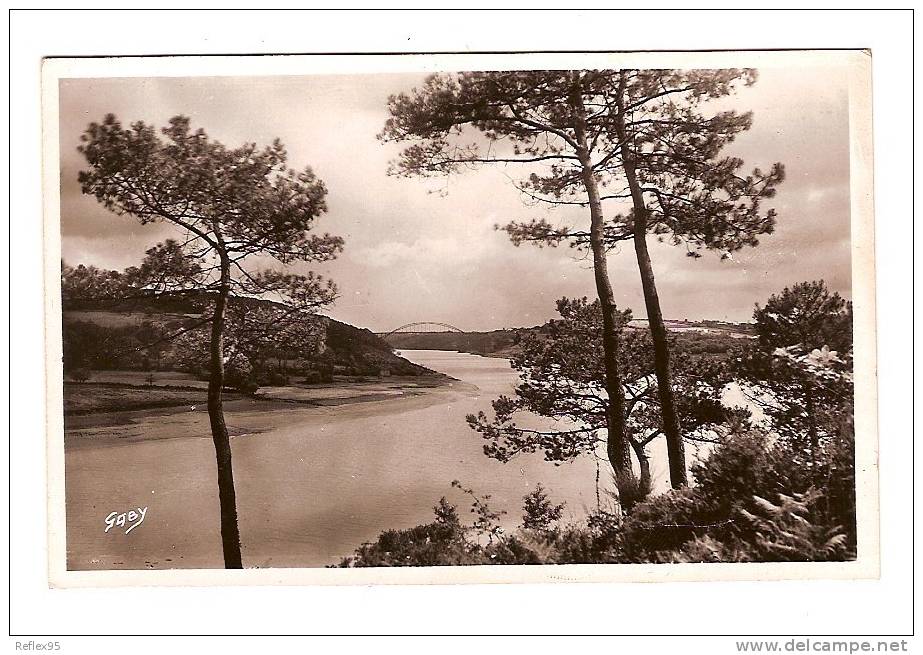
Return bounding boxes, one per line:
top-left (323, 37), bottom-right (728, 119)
top-left (64, 372), bottom-right (458, 414)
top-left (63, 373), bottom-right (477, 447)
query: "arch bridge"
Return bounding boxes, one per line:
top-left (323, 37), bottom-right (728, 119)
top-left (380, 322), bottom-right (466, 339)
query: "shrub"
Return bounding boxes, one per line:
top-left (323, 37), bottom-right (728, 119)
top-left (259, 371), bottom-right (290, 387)
top-left (338, 497), bottom-right (480, 567)
top-left (551, 510), bottom-right (622, 564)
top-left (339, 481), bottom-right (626, 567)
top-left (616, 487), bottom-right (705, 562)
top-left (616, 429), bottom-right (855, 563)
top-left (614, 470), bottom-right (652, 513)
top-left (521, 484), bottom-right (565, 531)
top-left (301, 370), bottom-right (324, 385)
top-left (666, 490), bottom-right (851, 563)
top-left (69, 367), bottom-right (91, 383)
top-left (224, 363), bottom-right (259, 394)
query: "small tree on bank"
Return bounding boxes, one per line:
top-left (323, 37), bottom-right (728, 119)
top-left (467, 297), bottom-right (744, 510)
top-left (78, 115), bottom-right (343, 567)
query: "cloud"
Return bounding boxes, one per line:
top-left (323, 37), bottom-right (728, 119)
top-left (357, 233), bottom-right (504, 269)
top-left (57, 65), bottom-right (855, 331)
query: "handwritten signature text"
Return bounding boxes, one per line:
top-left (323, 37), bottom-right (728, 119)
top-left (104, 506), bottom-right (148, 534)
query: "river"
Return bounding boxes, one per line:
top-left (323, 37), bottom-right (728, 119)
top-left (65, 350), bottom-right (621, 570)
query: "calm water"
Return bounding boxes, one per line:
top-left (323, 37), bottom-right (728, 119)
top-left (65, 350), bottom-right (609, 569)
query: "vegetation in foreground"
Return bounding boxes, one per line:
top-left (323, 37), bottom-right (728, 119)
top-left (338, 425), bottom-right (855, 567)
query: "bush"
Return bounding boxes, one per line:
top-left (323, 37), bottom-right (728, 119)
top-left (549, 510), bottom-right (622, 564)
top-left (616, 429), bottom-right (855, 563)
top-left (301, 370), bottom-right (324, 385)
top-left (521, 484), bottom-right (565, 531)
top-left (616, 487), bottom-right (704, 562)
top-left (223, 363), bottom-right (259, 394)
top-left (68, 367), bottom-right (92, 383)
top-left (338, 481), bottom-right (626, 567)
top-left (664, 489), bottom-right (851, 563)
top-left (338, 498), bottom-right (479, 567)
top-left (259, 371), bottom-right (290, 387)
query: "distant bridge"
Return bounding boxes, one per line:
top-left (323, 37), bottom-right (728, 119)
top-left (380, 322), bottom-right (466, 339)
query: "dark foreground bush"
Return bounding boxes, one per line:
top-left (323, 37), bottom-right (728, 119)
top-left (341, 499), bottom-right (480, 567)
top-left (337, 488), bottom-right (622, 568)
top-left (337, 429), bottom-right (856, 567)
top-left (617, 430), bottom-right (855, 563)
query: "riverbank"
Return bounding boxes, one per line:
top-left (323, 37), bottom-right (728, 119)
top-left (64, 372), bottom-right (469, 444)
top-left (64, 371), bottom-right (457, 417)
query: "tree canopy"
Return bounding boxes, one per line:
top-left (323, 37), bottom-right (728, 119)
top-left (78, 114), bottom-right (343, 303)
top-left (737, 281), bottom-right (854, 468)
top-left (467, 297), bottom-right (744, 502)
top-left (381, 69), bottom-right (783, 257)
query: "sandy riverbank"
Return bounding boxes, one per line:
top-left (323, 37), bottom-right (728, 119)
top-left (64, 373), bottom-right (462, 431)
top-left (64, 376), bottom-right (476, 447)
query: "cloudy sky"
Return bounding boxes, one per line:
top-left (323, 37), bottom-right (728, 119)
top-left (58, 65), bottom-right (852, 332)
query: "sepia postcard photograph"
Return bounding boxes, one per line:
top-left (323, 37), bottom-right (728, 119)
top-left (42, 49), bottom-right (877, 586)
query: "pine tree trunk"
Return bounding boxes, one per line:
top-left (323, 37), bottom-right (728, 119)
top-left (208, 250), bottom-right (244, 569)
top-left (614, 74), bottom-right (688, 489)
top-left (631, 228), bottom-right (688, 488)
top-left (569, 84), bottom-right (634, 491)
top-left (629, 439), bottom-right (653, 501)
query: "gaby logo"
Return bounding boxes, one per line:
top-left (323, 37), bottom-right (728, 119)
top-left (104, 507), bottom-right (148, 534)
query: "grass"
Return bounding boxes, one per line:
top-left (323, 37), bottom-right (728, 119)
top-left (63, 382), bottom-right (227, 415)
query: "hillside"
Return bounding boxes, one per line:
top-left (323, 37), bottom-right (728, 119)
top-left (384, 329), bottom-right (524, 358)
top-left (62, 293), bottom-right (433, 381)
